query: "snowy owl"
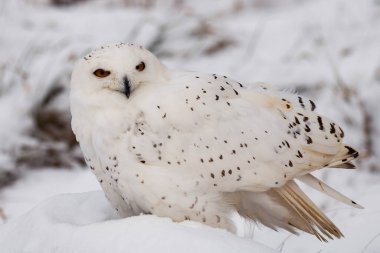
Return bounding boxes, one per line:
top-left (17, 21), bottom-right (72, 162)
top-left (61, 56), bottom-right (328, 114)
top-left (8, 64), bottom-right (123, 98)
top-left (70, 43), bottom-right (362, 241)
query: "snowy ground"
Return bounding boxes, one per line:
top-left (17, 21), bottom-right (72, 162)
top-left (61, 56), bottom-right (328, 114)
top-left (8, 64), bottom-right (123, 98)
top-left (0, 191), bottom-right (279, 253)
top-left (0, 0), bottom-right (380, 252)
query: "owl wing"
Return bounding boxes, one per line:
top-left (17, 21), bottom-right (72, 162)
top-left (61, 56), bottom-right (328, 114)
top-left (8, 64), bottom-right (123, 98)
top-left (129, 72), bottom-right (357, 191)
top-left (127, 72), bottom-right (361, 240)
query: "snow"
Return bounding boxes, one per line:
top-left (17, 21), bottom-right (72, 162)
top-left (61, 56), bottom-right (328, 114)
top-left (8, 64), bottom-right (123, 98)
top-left (1, 0), bottom-right (380, 252)
top-left (0, 191), bottom-right (278, 253)
top-left (0, 169), bottom-right (100, 218)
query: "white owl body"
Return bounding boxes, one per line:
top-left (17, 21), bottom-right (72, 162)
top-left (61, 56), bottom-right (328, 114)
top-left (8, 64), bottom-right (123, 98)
top-left (70, 43), bottom-right (361, 240)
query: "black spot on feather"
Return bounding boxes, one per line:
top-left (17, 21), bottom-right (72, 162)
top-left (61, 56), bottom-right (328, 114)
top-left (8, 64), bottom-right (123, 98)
top-left (345, 146), bottom-right (357, 155)
top-left (310, 100), bottom-right (316, 111)
top-left (339, 126), bottom-right (345, 138)
top-left (330, 123), bottom-right (336, 134)
top-left (317, 116), bottom-right (324, 130)
top-left (298, 96), bottom-right (305, 108)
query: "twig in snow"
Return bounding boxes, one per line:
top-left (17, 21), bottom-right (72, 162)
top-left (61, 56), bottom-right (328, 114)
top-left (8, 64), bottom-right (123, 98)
top-left (231, 19), bottom-right (264, 74)
top-left (277, 234), bottom-right (293, 252)
top-left (357, 99), bottom-right (374, 159)
top-left (361, 232), bottom-right (380, 253)
top-left (320, 31), bottom-right (355, 101)
top-left (0, 208), bottom-right (7, 222)
top-left (0, 170), bottom-right (18, 190)
top-left (244, 20), bottom-right (264, 61)
top-left (146, 23), bottom-right (169, 55)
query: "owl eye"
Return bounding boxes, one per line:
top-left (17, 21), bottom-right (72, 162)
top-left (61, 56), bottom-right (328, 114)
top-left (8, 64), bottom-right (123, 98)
top-left (135, 62), bottom-right (145, 72)
top-left (93, 69), bottom-right (111, 78)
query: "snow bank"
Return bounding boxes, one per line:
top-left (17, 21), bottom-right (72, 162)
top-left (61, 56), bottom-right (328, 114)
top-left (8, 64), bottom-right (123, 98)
top-left (0, 191), bottom-right (278, 253)
top-left (1, 178), bottom-right (380, 253)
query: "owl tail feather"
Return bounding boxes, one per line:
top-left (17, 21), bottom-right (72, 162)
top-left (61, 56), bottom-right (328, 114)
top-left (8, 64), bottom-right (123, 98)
top-left (325, 145), bottom-right (359, 168)
top-left (234, 179), bottom-right (351, 241)
top-left (274, 180), bottom-right (343, 241)
top-left (298, 174), bottom-right (363, 209)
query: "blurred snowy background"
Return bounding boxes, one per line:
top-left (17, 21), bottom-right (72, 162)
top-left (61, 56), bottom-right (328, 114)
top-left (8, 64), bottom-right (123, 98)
top-left (0, 0), bottom-right (379, 252)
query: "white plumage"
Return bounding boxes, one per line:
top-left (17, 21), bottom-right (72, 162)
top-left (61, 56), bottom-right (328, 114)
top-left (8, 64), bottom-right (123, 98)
top-left (70, 43), bottom-right (362, 241)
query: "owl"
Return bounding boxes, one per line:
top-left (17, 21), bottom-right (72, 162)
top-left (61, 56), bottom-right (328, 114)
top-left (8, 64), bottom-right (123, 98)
top-left (70, 43), bottom-right (362, 241)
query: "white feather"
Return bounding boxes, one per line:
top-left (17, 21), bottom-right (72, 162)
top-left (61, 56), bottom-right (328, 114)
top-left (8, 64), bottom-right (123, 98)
top-left (70, 43), bottom-right (361, 239)
top-left (298, 174), bottom-right (363, 209)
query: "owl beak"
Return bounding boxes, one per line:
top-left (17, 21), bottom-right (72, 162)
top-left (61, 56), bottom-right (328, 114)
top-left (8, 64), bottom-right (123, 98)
top-left (123, 76), bottom-right (131, 98)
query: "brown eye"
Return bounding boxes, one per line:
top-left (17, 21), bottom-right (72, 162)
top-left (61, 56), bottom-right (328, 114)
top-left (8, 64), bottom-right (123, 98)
top-left (135, 62), bottom-right (145, 72)
top-left (93, 69), bottom-right (111, 78)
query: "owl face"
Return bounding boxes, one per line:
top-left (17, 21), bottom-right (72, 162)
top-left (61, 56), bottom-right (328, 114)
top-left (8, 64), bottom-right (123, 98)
top-left (71, 43), bottom-right (168, 98)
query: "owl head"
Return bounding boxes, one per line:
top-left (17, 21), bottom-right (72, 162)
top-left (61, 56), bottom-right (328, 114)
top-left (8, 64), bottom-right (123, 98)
top-left (70, 43), bottom-right (168, 99)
